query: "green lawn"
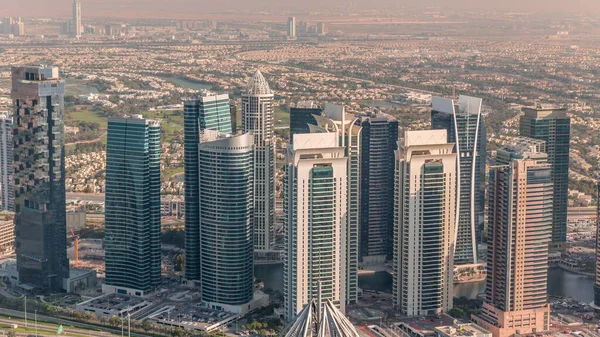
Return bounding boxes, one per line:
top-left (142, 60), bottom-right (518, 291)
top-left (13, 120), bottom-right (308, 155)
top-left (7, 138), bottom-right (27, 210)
top-left (275, 106), bottom-right (290, 126)
top-left (67, 109), bottom-right (108, 129)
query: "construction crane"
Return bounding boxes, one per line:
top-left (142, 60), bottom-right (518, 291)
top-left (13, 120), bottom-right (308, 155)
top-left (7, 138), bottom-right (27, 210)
top-left (70, 228), bottom-right (79, 268)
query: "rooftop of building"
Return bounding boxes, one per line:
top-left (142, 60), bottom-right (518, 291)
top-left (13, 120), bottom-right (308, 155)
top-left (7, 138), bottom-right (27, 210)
top-left (245, 70), bottom-right (272, 96)
top-left (77, 293), bottom-right (150, 312)
top-left (394, 314), bottom-right (456, 337)
top-left (434, 322), bottom-right (491, 337)
top-left (148, 303), bottom-right (236, 331)
top-left (500, 137), bottom-right (546, 155)
top-left (432, 95), bottom-right (482, 115)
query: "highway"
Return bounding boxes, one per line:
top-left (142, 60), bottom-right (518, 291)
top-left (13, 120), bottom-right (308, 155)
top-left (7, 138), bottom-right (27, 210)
top-left (0, 308), bottom-right (152, 337)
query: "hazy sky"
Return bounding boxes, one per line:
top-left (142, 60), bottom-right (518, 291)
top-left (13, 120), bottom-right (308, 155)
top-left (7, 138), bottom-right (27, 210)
top-left (2, 0), bottom-right (600, 18)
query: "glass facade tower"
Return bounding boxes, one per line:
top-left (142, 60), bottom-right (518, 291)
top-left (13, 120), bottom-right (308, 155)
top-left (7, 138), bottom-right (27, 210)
top-left (198, 132), bottom-right (254, 308)
top-left (183, 93), bottom-right (232, 282)
top-left (431, 95), bottom-right (486, 265)
top-left (357, 113), bottom-right (398, 264)
top-left (12, 65), bottom-right (69, 292)
top-left (104, 116), bottom-right (161, 295)
top-left (519, 105), bottom-right (570, 244)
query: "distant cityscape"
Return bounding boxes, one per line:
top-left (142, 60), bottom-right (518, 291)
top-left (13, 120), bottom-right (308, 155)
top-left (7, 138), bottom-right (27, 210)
top-left (0, 2), bottom-right (600, 337)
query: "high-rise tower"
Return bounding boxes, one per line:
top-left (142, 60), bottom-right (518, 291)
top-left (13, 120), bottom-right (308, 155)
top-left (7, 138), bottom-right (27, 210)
top-left (242, 71), bottom-right (275, 252)
top-left (72, 0), bottom-right (82, 37)
top-left (308, 103), bottom-right (360, 305)
top-left (12, 65), bottom-right (69, 292)
top-left (104, 116), bottom-right (161, 296)
top-left (0, 113), bottom-right (13, 211)
top-left (284, 132), bottom-right (348, 320)
top-left (198, 131), bottom-right (254, 313)
top-left (287, 17), bottom-right (296, 39)
top-left (594, 181), bottom-right (600, 309)
top-left (357, 113), bottom-right (398, 264)
top-left (393, 130), bottom-right (456, 317)
top-left (183, 93), bottom-right (233, 282)
top-left (431, 95), bottom-right (486, 265)
top-left (519, 105), bottom-right (570, 246)
top-left (473, 142), bottom-right (552, 337)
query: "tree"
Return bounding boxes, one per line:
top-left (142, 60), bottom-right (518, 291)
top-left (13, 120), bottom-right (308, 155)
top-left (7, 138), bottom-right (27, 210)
top-left (142, 321), bottom-right (152, 331)
top-left (448, 308), bottom-right (464, 318)
top-left (173, 254), bottom-right (185, 272)
top-left (7, 329), bottom-right (16, 337)
top-left (109, 316), bottom-right (122, 327)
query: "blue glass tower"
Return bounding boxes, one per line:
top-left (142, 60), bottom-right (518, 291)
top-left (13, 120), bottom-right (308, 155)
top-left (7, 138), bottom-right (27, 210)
top-left (198, 132), bottom-right (254, 309)
top-left (104, 116), bottom-right (161, 295)
top-left (432, 95), bottom-right (486, 265)
top-left (184, 93), bottom-right (232, 282)
top-left (357, 113), bottom-right (398, 264)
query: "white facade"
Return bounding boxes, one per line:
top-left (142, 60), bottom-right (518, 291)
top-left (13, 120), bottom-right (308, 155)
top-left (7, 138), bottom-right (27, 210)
top-left (284, 133), bottom-right (348, 321)
top-left (0, 113), bottom-right (13, 212)
top-left (393, 130), bottom-right (457, 317)
top-left (310, 103), bottom-right (361, 305)
top-left (73, 0), bottom-right (82, 37)
top-left (242, 70), bottom-right (275, 252)
top-left (287, 17), bottom-right (296, 39)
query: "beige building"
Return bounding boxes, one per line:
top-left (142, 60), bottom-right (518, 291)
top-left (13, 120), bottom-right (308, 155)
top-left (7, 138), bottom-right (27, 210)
top-left (393, 130), bottom-right (456, 316)
top-left (472, 144), bottom-right (552, 337)
top-left (0, 215), bottom-right (14, 256)
top-left (283, 132), bottom-right (348, 320)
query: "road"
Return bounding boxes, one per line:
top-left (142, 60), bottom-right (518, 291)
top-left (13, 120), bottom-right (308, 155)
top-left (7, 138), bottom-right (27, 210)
top-left (0, 308), bottom-right (152, 337)
top-left (65, 131), bottom-right (107, 146)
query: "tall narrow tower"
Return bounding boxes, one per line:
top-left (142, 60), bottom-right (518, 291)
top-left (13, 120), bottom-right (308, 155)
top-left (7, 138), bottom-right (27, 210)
top-left (472, 141), bottom-right (552, 337)
top-left (183, 92), bottom-right (233, 282)
top-left (104, 116), bottom-right (161, 296)
top-left (198, 132), bottom-right (255, 312)
top-left (72, 0), bottom-right (82, 37)
top-left (242, 71), bottom-right (275, 252)
top-left (431, 95), bottom-right (486, 265)
top-left (393, 130), bottom-right (456, 317)
top-left (284, 132), bottom-right (348, 320)
top-left (12, 65), bottom-right (69, 292)
top-left (519, 105), bottom-right (570, 246)
top-left (0, 113), bottom-right (13, 212)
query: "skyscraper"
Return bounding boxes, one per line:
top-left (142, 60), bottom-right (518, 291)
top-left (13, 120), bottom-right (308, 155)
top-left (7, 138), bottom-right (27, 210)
top-left (473, 143), bottom-right (552, 337)
top-left (0, 113), bottom-right (14, 211)
top-left (242, 71), bottom-right (275, 252)
top-left (104, 116), bottom-right (161, 296)
top-left (357, 113), bottom-right (398, 265)
top-left (289, 101), bottom-right (322, 143)
top-left (308, 103), bottom-right (360, 305)
top-left (287, 17), bottom-right (296, 39)
top-left (72, 0), bottom-right (82, 37)
top-left (183, 93), bottom-right (233, 282)
top-left (198, 131), bottom-right (254, 313)
top-left (519, 105), bottom-right (570, 246)
top-left (12, 65), bottom-right (69, 292)
top-left (595, 181), bottom-right (600, 309)
top-left (431, 95), bottom-right (486, 265)
top-left (284, 132), bottom-right (348, 320)
top-left (393, 130), bottom-right (456, 317)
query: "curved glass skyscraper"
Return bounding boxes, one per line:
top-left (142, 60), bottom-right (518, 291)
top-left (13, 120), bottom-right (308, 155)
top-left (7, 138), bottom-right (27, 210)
top-left (199, 132), bottom-right (254, 309)
top-left (431, 95), bottom-right (486, 266)
top-left (184, 93), bottom-right (233, 282)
